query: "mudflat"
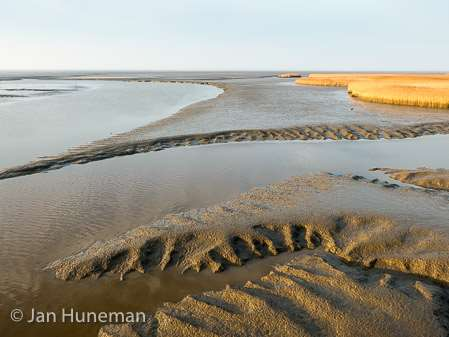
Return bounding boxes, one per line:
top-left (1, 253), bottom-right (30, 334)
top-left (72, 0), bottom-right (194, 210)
top-left (45, 173), bottom-right (449, 336)
top-left (2, 121), bottom-right (449, 181)
top-left (100, 253), bottom-right (448, 337)
top-left (2, 73), bottom-right (449, 337)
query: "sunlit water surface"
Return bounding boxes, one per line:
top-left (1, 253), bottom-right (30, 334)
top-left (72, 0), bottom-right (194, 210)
top-left (1, 73), bottom-right (449, 337)
top-left (0, 79), bottom-right (221, 168)
top-left (1, 135), bottom-right (449, 337)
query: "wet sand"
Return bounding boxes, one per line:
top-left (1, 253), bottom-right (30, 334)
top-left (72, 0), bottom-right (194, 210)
top-left (48, 174), bottom-right (449, 282)
top-left (44, 174), bottom-right (449, 336)
top-left (2, 133), bottom-right (449, 337)
top-left (2, 73), bottom-right (449, 180)
top-left (2, 73), bottom-right (449, 337)
top-left (2, 253), bottom-right (300, 337)
top-left (100, 252), bottom-right (449, 337)
top-left (75, 75), bottom-right (449, 142)
top-left (1, 121), bottom-right (449, 180)
top-left (2, 140), bottom-right (449, 336)
top-left (372, 167), bottom-right (449, 191)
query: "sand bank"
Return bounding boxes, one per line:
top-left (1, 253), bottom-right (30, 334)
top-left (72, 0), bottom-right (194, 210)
top-left (47, 174), bottom-right (449, 284)
top-left (2, 121), bottom-right (449, 181)
top-left (372, 167), bottom-right (449, 191)
top-left (297, 74), bottom-right (449, 108)
top-left (99, 252), bottom-right (448, 337)
top-left (44, 173), bottom-right (449, 337)
top-left (277, 72), bottom-right (302, 78)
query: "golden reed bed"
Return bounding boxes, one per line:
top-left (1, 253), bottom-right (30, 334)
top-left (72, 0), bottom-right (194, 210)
top-left (296, 74), bottom-right (449, 108)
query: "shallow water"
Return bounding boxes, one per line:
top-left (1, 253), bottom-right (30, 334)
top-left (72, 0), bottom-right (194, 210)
top-left (2, 251), bottom-right (301, 337)
top-left (0, 79), bottom-right (221, 168)
top-left (1, 73), bottom-right (449, 337)
top-left (2, 75), bottom-right (449, 172)
top-left (0, 79), bottom-right (81, 104)
top-left (1, 135), bottom-right (449, 336)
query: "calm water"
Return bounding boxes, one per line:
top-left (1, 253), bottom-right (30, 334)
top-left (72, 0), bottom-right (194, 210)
top-left (0, 79), bottom-right (221, 168)
top-left (2, 74), bottom-right (449, 169)
top-left (1, 72), bottom-right (449, 337)
top-left (2, 135), bottom-right (449, 337)
top-left (0, 79), bottom-right (81, 104)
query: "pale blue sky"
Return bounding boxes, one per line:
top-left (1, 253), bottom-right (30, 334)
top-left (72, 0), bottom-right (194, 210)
top-left (1, 0), bottom-right (448, 71)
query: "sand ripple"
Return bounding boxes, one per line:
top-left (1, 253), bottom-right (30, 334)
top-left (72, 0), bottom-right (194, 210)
top-left (47, 174), bottom-right (449, 284)
top-left (2, 121), bottom-right (449, 181)
top-left (44, 174), bottom-right (449, 336)
top-left (99, 253), bottom-right (448, 337)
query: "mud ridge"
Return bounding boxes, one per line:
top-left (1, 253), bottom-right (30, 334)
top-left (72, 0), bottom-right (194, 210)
top-left (2, 121), bottom-right (449, 181)
top-left (46, 174), bottom-right (449, 285)
top-left (99, 253), bottom-right (449, 337)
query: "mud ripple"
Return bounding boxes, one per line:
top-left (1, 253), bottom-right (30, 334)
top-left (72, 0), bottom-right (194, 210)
top-left (2, 121), bottom-right (449, 181)
top-left (47, 175), bottom-right (449, 284)
top-left (99, 253), bottom-right (449, 337)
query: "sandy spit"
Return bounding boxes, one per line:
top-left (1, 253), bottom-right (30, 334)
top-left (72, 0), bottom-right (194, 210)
top-left (1, 121), bottom-right (449, 181)
top-left (99, 252), bottom-right (449, 337)
top-left (372, 167), bottom-right (449, 191)
top-left (277, 72), bottom-right (302, 78)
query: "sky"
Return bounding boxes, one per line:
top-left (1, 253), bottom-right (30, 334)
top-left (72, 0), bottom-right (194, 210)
top-left (1, 0), bottom-right (449, 71)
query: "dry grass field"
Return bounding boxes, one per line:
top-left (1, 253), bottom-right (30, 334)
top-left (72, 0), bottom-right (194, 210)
top-left (296, 73), bottom-right (392, 86)
top-left (296, 74), bottom-right (449, 108)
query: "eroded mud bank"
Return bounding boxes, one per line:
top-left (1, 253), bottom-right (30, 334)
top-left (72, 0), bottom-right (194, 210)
top-left (99, 253), bottom-right (449, 337)
top-left (47, 174), bottom-right (449, 283)
top-left (42, 173), bottom-right (449, 337)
